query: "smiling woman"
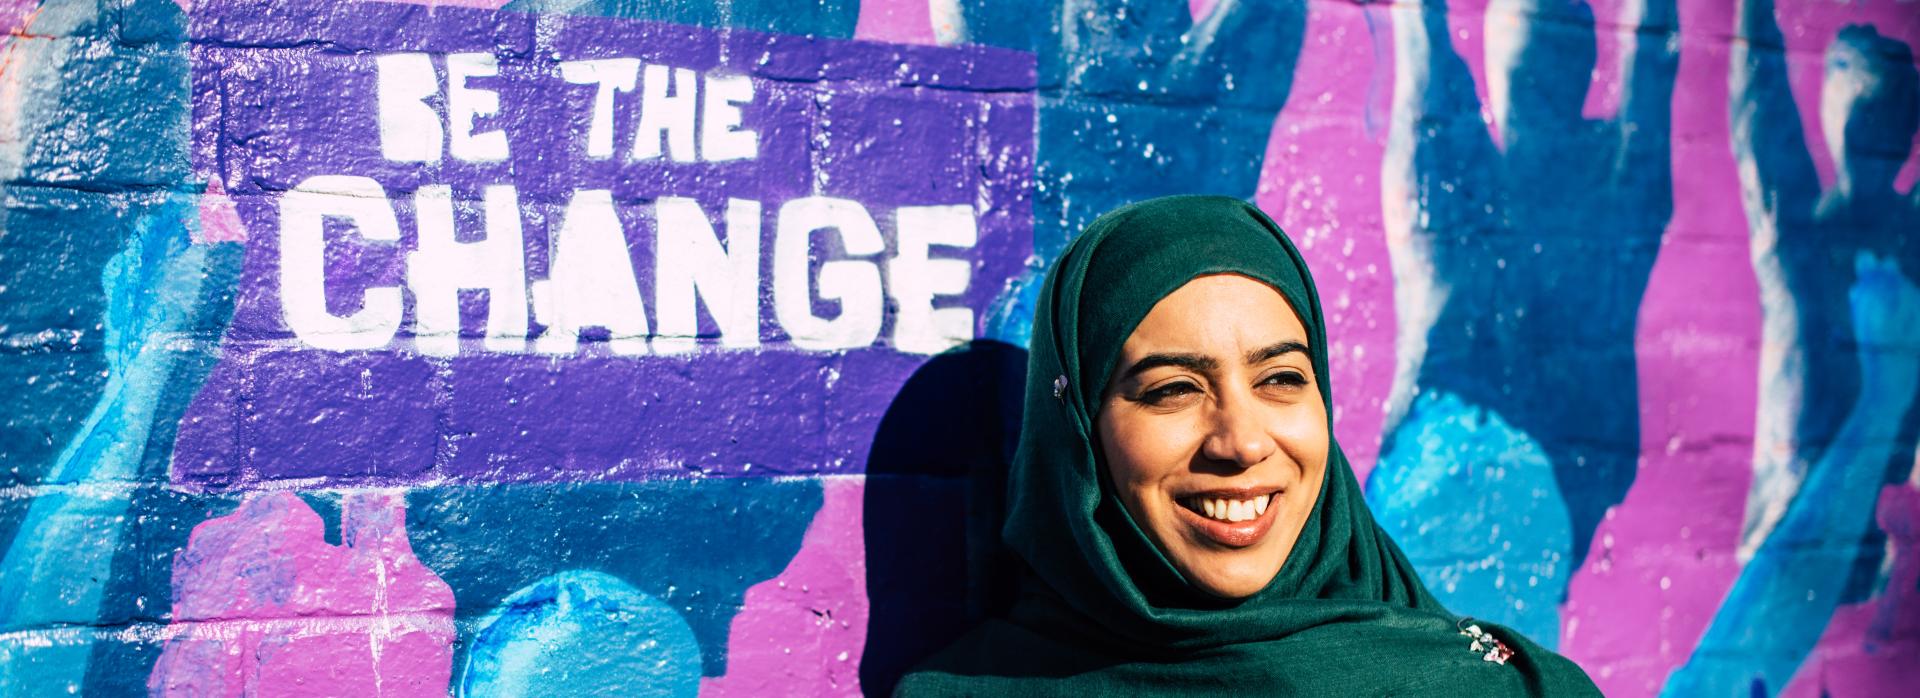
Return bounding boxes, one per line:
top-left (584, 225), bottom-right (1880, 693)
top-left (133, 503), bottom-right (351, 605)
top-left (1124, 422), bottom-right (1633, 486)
top-left (894, 195), bottom-right (1600, 696)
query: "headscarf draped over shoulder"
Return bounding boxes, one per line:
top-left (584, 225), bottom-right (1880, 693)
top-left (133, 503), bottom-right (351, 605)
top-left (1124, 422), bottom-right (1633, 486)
top-left (897, 195), bottom-right (1599, 696)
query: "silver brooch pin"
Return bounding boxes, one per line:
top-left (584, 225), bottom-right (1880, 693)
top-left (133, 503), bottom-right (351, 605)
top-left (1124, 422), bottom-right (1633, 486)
top-left (1457, 619), bottom-right (1513, 665)
top-left (1051, 375), bottom-right (1068, 399)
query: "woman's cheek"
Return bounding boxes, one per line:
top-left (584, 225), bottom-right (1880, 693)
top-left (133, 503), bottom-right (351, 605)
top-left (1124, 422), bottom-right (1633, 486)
top-left (1275, 403), bottom-right (1330, 467)
top-left (1102, 415), bottom-right (1158, 491)
top-left (1115, 412), bottom-right (1194, 482)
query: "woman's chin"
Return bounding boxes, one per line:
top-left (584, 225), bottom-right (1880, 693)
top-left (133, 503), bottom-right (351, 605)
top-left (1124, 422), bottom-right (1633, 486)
top-left (1162, 536), bottom-right (1288, 599)
top-left (1178, 558), bottom-right (1282, 600)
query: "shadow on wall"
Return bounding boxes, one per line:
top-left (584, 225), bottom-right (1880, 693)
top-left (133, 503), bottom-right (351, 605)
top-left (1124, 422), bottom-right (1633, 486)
top-left (861, 339), bottom-right (1028, 696)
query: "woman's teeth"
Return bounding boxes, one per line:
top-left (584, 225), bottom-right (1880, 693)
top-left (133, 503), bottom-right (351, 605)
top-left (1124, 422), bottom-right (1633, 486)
top-left (1195, 494), bottom-right (1271, 523)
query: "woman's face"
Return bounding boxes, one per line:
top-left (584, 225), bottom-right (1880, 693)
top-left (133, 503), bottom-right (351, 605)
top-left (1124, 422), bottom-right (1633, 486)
top-left (1096, 274), bottom-right (1329, 599)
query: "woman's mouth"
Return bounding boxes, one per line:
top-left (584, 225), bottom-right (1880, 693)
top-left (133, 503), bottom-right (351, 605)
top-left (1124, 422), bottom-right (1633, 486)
top-left (1175, 491), bottom-right (1280, 548)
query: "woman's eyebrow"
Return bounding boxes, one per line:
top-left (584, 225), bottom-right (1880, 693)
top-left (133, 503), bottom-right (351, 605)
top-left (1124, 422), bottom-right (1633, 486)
top-left (1123, 353), bottom-right (1217, 379)
top-left (1245, 340), bottom-right (1309, 365)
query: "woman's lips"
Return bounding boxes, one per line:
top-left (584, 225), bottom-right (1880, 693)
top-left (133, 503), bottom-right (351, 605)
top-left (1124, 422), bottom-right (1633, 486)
top-left (1174, 490), bottom-right (1281, 548)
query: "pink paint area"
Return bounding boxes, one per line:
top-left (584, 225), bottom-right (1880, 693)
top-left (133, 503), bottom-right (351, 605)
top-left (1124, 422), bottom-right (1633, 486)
top-left (1257, 0), bottom-right (1396, 480)
top-left (194, 177), bottom-right (249, 244)
top-left (0, 0), bottom-right (40, 66)
top-left (854, 0), bottom-right (936, 45)
top-left (1, 0), bottom-right (34, 37)
top-left (1582, 0), bottom-right (1627, 120)
top-left (1771, 0), bottom-right (1920, 192)
top-left (1867, 477), bottom-right (1920, 654)
top-left (701, 478), bottom-right (868, 697)
top-left (148, 492), bottom-right (455, 697)
top-left (1263, 6), bottom-right (1780, 691)
top-left (1249, 0), bottom-right (1670, 488)
top-left (1190, 0), bottom-right (1216, 23)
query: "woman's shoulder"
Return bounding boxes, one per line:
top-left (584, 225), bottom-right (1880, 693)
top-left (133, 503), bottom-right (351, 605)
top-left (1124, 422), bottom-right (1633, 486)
top-left (892, 617), bottom-right (1119, 697)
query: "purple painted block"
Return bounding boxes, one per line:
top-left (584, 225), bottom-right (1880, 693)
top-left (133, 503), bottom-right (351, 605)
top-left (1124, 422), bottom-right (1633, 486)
top-left (175, 0), bottom-right (1035, 487)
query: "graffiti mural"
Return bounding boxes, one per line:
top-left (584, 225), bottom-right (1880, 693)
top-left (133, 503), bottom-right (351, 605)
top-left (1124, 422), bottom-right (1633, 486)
top-left (0, 0), bottom-right (1915, 696)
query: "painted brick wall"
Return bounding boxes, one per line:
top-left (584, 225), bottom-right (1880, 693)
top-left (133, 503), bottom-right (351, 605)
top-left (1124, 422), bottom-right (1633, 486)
top-left (0, 0), bottom-right (1915, 695)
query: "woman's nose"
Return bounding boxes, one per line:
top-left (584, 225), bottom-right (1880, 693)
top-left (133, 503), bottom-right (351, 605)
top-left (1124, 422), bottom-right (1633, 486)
top-left (1201, 396), bottom-right (1277, 468)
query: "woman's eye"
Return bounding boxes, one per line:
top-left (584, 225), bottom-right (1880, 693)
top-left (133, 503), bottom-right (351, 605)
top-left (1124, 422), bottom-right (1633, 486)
top-left (1139, 382), bottom-right (1201, 405)
top-left (1262, 371), bottom-right (1309, 388)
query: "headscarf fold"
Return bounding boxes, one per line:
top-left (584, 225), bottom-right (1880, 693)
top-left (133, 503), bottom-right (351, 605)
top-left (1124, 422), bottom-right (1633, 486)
top-left (897, 195), bottom-right (1599, 696)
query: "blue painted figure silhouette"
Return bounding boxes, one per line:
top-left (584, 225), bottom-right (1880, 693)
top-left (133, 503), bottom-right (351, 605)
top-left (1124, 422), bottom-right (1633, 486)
top-left (1366, 0), bottom-right (1678, 647)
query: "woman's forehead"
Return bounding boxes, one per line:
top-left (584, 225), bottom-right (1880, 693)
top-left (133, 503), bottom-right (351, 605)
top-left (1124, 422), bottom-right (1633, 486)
top-left (1121, 275), bottom-right (1310, 357)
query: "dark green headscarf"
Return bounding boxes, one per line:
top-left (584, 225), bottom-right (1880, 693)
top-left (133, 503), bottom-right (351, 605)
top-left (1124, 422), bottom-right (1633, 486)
top-left (896, 196), bottom-right (1599, 696)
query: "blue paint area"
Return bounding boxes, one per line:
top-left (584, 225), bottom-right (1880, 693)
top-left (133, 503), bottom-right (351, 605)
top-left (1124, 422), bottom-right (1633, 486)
top-left (461, 570), bottom-right (702, 698)
top-left (1378, 0), bottom-right (1675, 603)
top-left (0, 192), bottom-right (120, 483)
top-left (1366, 390), bottom-right (1572, 647)
top-left (501, 0), bottom-right (857, 38)
top-left (958, 0), bottom-right (1306, 346)
top-left (406, 479), bottom-right (821, 679)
